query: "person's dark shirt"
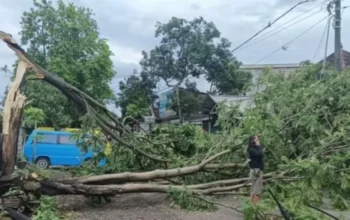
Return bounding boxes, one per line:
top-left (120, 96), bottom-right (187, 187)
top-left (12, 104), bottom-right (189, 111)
top-left (248, 145), bottom-right (264, 170)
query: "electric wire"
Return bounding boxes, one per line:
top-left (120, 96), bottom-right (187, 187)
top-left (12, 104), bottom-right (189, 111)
top-left (237, 0), bottom-right (330, 52)
top-left (320, 16), bottom-right (332, 75)
top-left (312, 15), bottom-right (332, 61)
top-left (238, 7), bottom-right (325, 52)
top-left (254, 15), bottom-right (330, 64)
top-left (231, 0), bottom-right (317, 53)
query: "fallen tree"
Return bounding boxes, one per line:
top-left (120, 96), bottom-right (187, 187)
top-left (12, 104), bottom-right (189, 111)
top-left (1, 60), bottom-right (27, 176)
top-left (2, 30), bottom-right (350, 220)
top-left (40, 173), bottom-right (280, 196)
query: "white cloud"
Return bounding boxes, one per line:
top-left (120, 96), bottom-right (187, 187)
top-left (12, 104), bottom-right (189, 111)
top-left (1, 0), bottom-right (350, 104)
top-left (108, 42), bottom-right (142, 65)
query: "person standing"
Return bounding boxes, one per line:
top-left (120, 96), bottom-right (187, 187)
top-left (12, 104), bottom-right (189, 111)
top-left (248, 135), bottom-right (264, 203)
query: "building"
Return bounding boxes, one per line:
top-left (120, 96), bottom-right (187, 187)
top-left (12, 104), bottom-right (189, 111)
top-left (240, 50), bottom-right (350, 96)
top-left (125, 115), bottom-right (155, 134)
top-left (318, 49), bottom-right (350, 69)
top-left (157, 88), bottom-right (215, 125)
top-left (241, 63), bottom-right (302, 95)
top-left (157, 88), bottom-right (255, 133)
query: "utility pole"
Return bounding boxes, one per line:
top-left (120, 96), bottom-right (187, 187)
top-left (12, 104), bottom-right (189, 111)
top-left (334, 0), bottom-right (343, 72)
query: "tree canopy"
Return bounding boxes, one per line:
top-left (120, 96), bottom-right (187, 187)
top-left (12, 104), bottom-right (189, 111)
top-left (118, 16), bottom-right (251, 119)
top-left (24, 107), bottom-right (46, 128)
top-left (140, 16), bottom-right (249, 90)
top-left (116, 71), bottom-right (157, 117)
top-left (19, 0), bottom-right (116, 129)
top-left (209, 63), bottom-right (252, 95)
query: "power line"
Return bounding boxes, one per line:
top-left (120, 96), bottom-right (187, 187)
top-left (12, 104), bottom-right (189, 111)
top-left (231, 0), bottom-right (317, 53)
top-left (238, 7), bottom-right (325, 52)
top-left (312, 15), bottom-right (332, 61)
top-left (237, 0), bottom-right (328, 51)
top-left (320, 15), bottom-right (332, 75)
top-left (254, 15), bottom-right (329, 64)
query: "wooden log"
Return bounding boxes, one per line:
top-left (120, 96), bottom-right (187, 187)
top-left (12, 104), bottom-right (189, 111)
top-left (1, 60), bottom-right (27, 175)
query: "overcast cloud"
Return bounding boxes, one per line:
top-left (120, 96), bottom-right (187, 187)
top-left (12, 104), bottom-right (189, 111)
top-left (1, 0), bottom-right (350, 114)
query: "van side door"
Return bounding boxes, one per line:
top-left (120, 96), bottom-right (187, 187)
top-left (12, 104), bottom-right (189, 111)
top-left (35, 132), bottom-right (58, 163)
top-left (58, 134), bottom-right (81, 166)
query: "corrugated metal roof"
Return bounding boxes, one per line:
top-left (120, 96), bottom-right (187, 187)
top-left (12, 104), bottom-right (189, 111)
top-left (209, 95), bottom-right (252, 103)
top-left (241, 63), bottom-right (301, 69)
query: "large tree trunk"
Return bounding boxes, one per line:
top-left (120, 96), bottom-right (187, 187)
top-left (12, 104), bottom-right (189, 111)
top-left (39, 173), bottom-right (282, 196)
top-left (61, 149), bottom-right (236, 185)
top-left (1, 61), bottom-right (27, 175)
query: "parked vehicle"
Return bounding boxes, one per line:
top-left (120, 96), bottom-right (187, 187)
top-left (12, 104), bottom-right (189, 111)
top-left (24, 130), bottom-right (106, 168)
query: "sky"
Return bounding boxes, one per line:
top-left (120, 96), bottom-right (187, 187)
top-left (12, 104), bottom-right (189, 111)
top-left (1, 0), bottom-right (350, 114)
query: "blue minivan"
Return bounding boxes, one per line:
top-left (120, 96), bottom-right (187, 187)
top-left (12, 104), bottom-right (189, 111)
top-left (24, 130), bottom-right (106, 168)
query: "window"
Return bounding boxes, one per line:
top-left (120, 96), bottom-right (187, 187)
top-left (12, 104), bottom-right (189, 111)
top-left (59, 135), bottom-right (77, 145)
top-left (37, 134), bottom-right (58, 144)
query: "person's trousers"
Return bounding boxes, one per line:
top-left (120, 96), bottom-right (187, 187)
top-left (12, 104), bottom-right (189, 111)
top-left (249, 168), bottom-right (263, 195)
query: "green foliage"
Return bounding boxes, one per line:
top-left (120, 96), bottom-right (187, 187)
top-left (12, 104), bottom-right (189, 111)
top-left (169, 187), bottom-right (216, 211)
top-left (33, 196), bottom-right (66, 220)
top-left (209, 63), bottom-right (252, 95)
top-left (24, 83), bottom-right (72, 129)
top-left (116, 71), bottom-right (157, 117)
top-left (169, 88), bottom-right (206, 120)
top-left (152, 124), bottom-right (207, 157)
top-left (141, 17), bottom-right (243, 87)
top-left (140, 16), bottom-right (250, 117)
top-left (216, 66), bottom-right (350, 217)
top-left (63, 65), bottom-right (350, 216)
top-left (19, 0), bottom-right (116, 129)
top-left (70, 115), bottom-right (107, 163)
top-left (242, 201), bottom-right (270, 220)
top-left (141, 17), bottom-right (219, 83)
top-left (16, 163), bottom-right (52, 179)
top-left (24, 107), bottom-right (46, 128)
top-left (71, 123), bottom-right (225, 178)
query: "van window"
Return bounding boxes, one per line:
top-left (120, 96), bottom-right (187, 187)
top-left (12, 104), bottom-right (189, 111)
top-left (59, 135), bottom-right (77, 145)
top-left (37, 134), bottom-right (58, 144)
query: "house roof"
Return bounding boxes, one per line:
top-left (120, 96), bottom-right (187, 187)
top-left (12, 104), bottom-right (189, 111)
top-left (157, 88), bottom-right (216, 120)
top-left (209, 95), bottom-right (252, 103)
top-left (318, 49), bottom-right (350, 67)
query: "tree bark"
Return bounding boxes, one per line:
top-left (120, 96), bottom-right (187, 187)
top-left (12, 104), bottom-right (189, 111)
top-left (40, 174), bottom-right (280, 196)
top-left (1, 61), bottom-right (27, 175)
top-left (203, 163), bottom-right (246, 170)
top-left (61, 149), bottom-right (235, 184)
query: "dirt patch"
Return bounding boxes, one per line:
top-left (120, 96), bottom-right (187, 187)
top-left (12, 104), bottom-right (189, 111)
top-left (58, 193), bottom-right (245, 220)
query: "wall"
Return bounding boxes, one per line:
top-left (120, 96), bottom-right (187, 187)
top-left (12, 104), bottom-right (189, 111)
top-left (241, 64), bottom-right (301, 95)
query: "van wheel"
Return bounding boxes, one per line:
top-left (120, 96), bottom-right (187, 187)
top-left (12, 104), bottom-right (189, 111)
top-left (36, 157), bottom-right (50, 169)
